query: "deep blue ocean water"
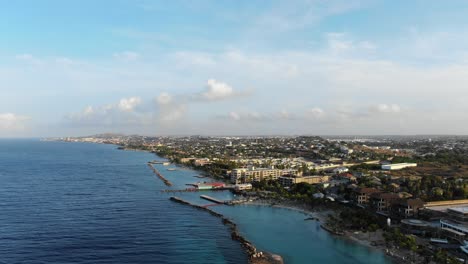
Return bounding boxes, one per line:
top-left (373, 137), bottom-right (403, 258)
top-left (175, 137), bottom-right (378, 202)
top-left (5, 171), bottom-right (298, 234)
top-left (0, 140), bottom-right (246, 264)
top-left (0, 140), bottom-right (392, 264)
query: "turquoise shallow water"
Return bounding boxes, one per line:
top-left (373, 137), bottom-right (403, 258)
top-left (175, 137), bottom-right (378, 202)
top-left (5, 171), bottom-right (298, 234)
top-left (0, 139), bottom-right (393, 264)
top-left (216, 206), bottom-right (392, 264)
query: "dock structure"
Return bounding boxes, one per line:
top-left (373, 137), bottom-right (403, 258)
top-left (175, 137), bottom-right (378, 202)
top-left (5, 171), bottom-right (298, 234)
top-left (200, 195), bottom-right (224, 204)
top-left (161, 188), bottom-right (199, 193)
top-left (147, 163), bottom-right (173, 186)
top-left (161, 188), bottom-right (228, 193)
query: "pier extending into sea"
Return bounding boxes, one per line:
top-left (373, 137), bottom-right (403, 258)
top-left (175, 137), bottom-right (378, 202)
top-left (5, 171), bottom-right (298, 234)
top-left (169, 196), bottom-right (284, 264)
top-left (147, 163), bottom-right (173, 186)
top-left (161, 188), bottom-right (228, 193)
top-left (200, 195), bottom-right (224, 204)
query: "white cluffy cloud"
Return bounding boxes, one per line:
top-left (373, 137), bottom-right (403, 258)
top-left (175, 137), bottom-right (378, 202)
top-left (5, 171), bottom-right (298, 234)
top-left (66, 96), bottom-right (146, 126)
top-left (200, 79), bottom-right (235, 101)
top-left (0, 113), bottom-right (30, 130)
top-left (64, 77), bottom-right (246, 129)
top-left (118, 97), bottom-right (142, 112)
top-left (152, 79), bottom-right (248, 123)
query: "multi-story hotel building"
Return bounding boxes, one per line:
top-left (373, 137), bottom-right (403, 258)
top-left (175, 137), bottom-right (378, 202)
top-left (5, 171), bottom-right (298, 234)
top-left (230, 166), bottom-right (298, 184)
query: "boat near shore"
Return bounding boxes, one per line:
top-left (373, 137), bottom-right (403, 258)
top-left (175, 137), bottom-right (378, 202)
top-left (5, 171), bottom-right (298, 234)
top-left (148, 160), bottom-right (165, 164)
top-left (148, 160), bottom-right (171, 166)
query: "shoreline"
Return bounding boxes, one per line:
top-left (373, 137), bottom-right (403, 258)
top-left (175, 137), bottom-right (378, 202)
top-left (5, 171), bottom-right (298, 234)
top-left (62, 141), bottom-right (398, 263)
top-left (241, 199), bottom-right (415, 264)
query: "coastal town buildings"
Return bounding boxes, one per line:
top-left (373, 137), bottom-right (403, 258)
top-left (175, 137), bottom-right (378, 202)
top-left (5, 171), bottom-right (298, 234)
top-left (55, 134), bottom-right (468, 260)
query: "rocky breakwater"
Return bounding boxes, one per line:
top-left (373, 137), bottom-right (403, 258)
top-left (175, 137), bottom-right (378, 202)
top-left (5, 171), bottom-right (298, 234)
top-left (147, 163), bottom-right (173, 186)
top-left (170, 197), bottom-right (284, 264)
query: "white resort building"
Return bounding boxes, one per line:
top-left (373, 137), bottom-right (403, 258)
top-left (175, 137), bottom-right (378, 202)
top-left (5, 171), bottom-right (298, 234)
top-left (230, 166), bottom-right (298, 184)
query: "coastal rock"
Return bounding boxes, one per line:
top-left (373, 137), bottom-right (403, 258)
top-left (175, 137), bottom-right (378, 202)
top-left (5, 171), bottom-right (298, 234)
top-left (169, 196), bottom-right (283, 264)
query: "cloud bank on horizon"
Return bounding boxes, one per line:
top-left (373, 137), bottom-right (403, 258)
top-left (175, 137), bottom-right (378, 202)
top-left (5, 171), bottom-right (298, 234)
top-left (1, 0), bottom-right (468, 137)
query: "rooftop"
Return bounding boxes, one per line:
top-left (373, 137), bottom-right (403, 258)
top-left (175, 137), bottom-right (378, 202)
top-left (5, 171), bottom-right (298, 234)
top-left (425, 204), bottom-right (468, 213)
top-left (448, 207), bottom-right (468, 215)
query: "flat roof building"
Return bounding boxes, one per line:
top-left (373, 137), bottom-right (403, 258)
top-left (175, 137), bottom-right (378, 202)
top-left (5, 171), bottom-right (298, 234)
top-left (448, 207), bottom-right (468, 223)
top-left (440, 219), bottom-right (468, 243)
top-left (382, 163), bottom-right (417, 170)
top-left (424, 200), bottom-right (468, 243)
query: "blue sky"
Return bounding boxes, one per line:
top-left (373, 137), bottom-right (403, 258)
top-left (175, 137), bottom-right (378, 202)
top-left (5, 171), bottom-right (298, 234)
top-left (2, 0), bottom-right (468, 136)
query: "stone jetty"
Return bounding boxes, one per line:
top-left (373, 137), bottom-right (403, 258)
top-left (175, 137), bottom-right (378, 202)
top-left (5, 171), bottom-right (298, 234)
top-left (169, 196), bottom-right (284, 264)
top-left (147, 163), bottom-right (173, 186)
